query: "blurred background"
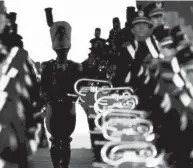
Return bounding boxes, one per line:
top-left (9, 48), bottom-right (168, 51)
top-left (5, 0), bottom-right (137, 63)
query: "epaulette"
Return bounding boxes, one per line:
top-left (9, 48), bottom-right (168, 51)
top-left (90, 39), bottom-right (94, 44)
top-left (68, 60), bottom-right (83, 71)
top-left (41, 59), bottom-right (54, 71)
top-left (42, 59), bottom-right (54, 64)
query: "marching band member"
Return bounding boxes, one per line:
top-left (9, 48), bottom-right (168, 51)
top-left (164, 24), bottom-right (193, 168)
top-left (118, 7), bottom-right (171, 112)
top-left (5, 12), bottom-right (23, 49)
top-left (0, 2), bottom-right (41, 168)
top-left (144, 25), bottom-right (193, 167)
top-left (41, 8), bottom-right (83, 168)
top-left (144, 1), bottom-right (165, 29)
top-left (116, 10), bottom-right (184, 166)
top-left (0, 4), bottom-right (23, 168)
top-left (90, 28), bottom-right (106, 48)
top-left (144, 1), bottom-right (167, 56)
top-left (107, 17), bottom-right (121, 55)
top-left (89, 28), bottom-right (106, 60)
top-left (0, 13), bottom-right (41, 128)
top-left (117, 9), bottom-right (160, 108)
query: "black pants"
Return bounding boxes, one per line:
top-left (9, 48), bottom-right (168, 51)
top-left (85, 107), bottom-right (105, 163)
top-left (45, 102), bottom-right (76, 168)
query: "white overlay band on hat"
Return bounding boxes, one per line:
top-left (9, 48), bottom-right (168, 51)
top-left (132, 19), bottom-right (151, 25)
top-left (160, 40), bottom-right (173, 47)
top-left (149, 10), bottom-right (164, 17)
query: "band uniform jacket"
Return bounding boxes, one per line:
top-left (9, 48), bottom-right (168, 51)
top-left (41, 59), bottom-right (83, 134)
top-left (0, 46), bottom-right (39, 132)
top-left (41, 59), bottom-right (82, 102)
top-left (0, 76), bottom-right (28, 163)
top-left (119, 36), bottom-right (161, 109)
top-left (0, 47), bottom-right (39, 163)
top-left (0, 46), bottom-right (39, 106)
top-left (1, 47), bottom-right (40, 126)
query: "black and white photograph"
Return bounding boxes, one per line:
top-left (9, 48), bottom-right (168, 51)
top-left (1, 0), bottom-right (193, 168)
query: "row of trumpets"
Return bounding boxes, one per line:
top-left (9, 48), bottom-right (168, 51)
top-left (74, 78), bottom-right (167, 168)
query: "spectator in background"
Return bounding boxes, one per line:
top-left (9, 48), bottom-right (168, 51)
top-left (144, 1), bottom-right (165, 29)
top-left (107, 17), bottom-right (121, 53)
top-left (89, 28), bottom-right (106, 60)
top-left (1, 12), bottom-right (24, 49)
top-left (90, 28), bottom-right (106, 49)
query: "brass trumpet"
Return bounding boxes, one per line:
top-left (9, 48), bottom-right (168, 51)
top-left (94, 95), bottom-right (139, 114)
top-left (94, 109), bottom-right (148, 131)
top-left (94, 87), bottom-right (134, 102)
top-left (101, 118), bottom-right (154, 142)
top-left (74, 78), bottom-right (113, 103)
top-left (101, 141), bottom-right (164, 167)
